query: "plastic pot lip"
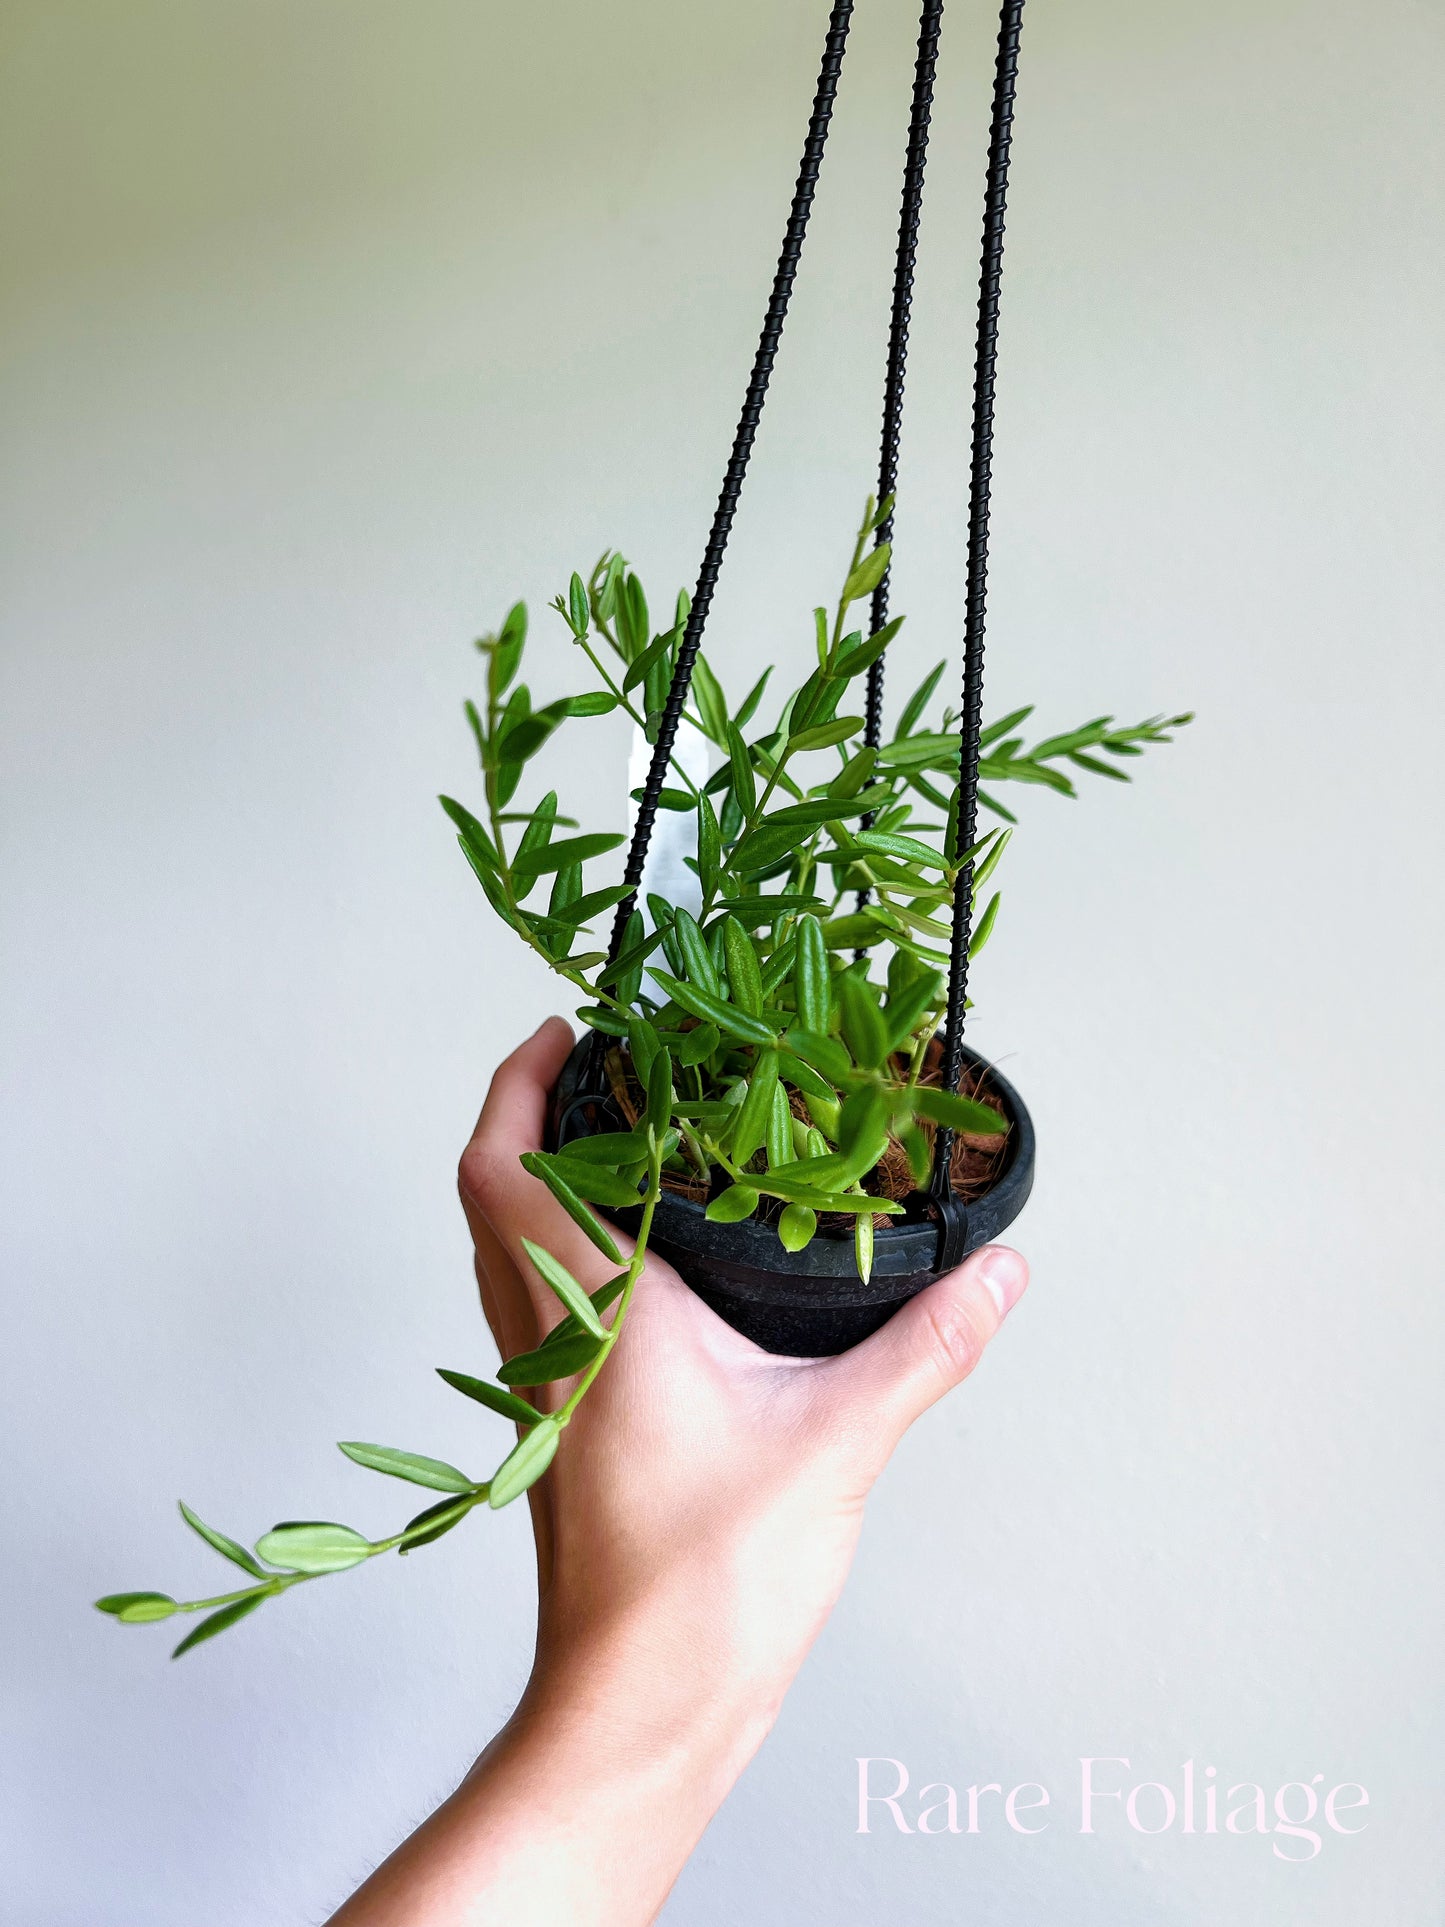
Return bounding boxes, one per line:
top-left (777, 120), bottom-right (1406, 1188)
top-left (549, 1033), bottom-right (1035, 1298)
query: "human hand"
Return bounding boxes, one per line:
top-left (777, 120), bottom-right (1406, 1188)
top-left (332, 1015), bottom-right (1027, 1926)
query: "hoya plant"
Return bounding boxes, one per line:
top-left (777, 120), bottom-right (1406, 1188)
top-left (96, 497), bottom-right (1189, 1656)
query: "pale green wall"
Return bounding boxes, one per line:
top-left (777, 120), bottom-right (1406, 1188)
top-left (3, 4), bottom-right (1442, 1921)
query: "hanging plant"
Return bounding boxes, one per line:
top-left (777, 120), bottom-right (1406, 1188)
top-left (94, 0), bottom-right (1190, 1657)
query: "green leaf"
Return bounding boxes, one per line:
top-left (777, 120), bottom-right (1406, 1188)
top-left (766, 1079), bottom-right (795, 1171)
top-left (845, 829), bottom-right (949, 868)
top-left (734, 667), bottom-right (773, 730)
top-left (677, 1021), bottom-right (720, 1067)
top-left (561, 690), bottom-right (619, 718)
top-left (542, 1153), bottom-right (645, 1207)
top-left (338, 1441), bottom-right (474, 1494)
top-left (854, 1211), bottom-right (875, 1284)
top-left (838, 974), bottom-right (889, 1071)
top-left (834, 617), bottom-right (903, 682)
top-left (783, 1027), bottom-right (853, 1084)
top-left (730, 1051), bottom-right (779, 1165)
top-left (968, 890), bottom-right (1001, 958)
top-left (789, 716), bottom-right (863, 753)
top-left (900, 1123), bottom-right (932, 1186)
top-left (254, 1522), bottom-right (372, 1574)
top-left (691, 653), bottom-right (729, 741)
top-left (884, 970), bottom-right (943, 1053)
top-left (534, 883), bottom-right (630, 932)
top-left (522, 1238), bottom-right (608, 1338)
top-left (696, 790), bottom-right (722, 902)
top-left (671, 907), bottom-right (720, 996)
top-left (898, 662), bottom-right (946, 737)
top-left (727, 724), bottom-right (757, 818)
top-left (841, 541), bottom-right (890, 606)
top-left (399, 1492), bottom-right (477, 1553)
top-left (555, 1129), bottom-right (650, 1167)
top-left (567, 570), bottom-right (590, 636)
top-left (911, 1086), bottom-right (1007, 1135)
top-left (498, 1327), bottom-right (605, 1386)
top-left (96, 1591), bottom-right (178, 1622)
top-left (978, 705), bottom-right (1036, 749)
top-left (730, 820), bottom-right (809, 876)
top-left (622, 627), bottom-right (674, 694)
top-left (650, 972), bottom-right (775, 1047)
top-left (511, 832), bottom-right (625, 880)
top-left (775, 1049), bottom-right (835, 1103)
top-left (178, 1503), bottom-right (265, 1579)
top-left (489, 1417), bottom-right (562, 1509)
top-left (490, 602), bottom-right (527, 700)
top-left (763, 786), bottom-right (890, 828)
top-left (171, 1593), bottom-right (266, 1659)
top-left (705, 1184), bottom-right (759, 1224)
top-left (777, 1203), bottom-right (817, 1252)
top-left (519, 1152), bottom-right (625, 1262)
top-left (645, 1044), bottom-right (673, 1138)
top-left (722, 918), bottom-right (763, 1016)
top-left (436, 1369), bottom-right (542, 1425)
top-left (630, 785), bottom-right (695, 811)
top-left (792, 915), bottom-right (830, 1033)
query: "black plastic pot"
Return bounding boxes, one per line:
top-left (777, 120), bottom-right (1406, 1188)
top-left (549, 1035), bottom-right (1034, 1358)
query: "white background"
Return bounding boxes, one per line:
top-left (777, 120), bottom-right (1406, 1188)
top-left (3, 1), bottom-right (1442, 1920)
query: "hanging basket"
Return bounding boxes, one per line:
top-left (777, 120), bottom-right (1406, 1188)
top-left (550, 0), bottom-right (1032, 1354)
top-left (550, 1034), bottom-right (1033, 1355)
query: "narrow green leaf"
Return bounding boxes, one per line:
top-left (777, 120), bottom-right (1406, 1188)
top-left (691, 652), bottom-right (729, 741)
top-left (521, 1238), bottom-right (607, 1338)
top-left (543, 1153), bottom-right (645, 1207)
top-left (399, 1492), bottom-right (478, 1553)
top-left (511, 833), bottom-right (625, 880)
top-left (696, 791), bottom-right (722, 901)
top-left (178, 1503), bottom-right (265, 1579)
top-left (842, 541), bottom-right (890, 606)
top-left (734, 667), bottom-right (773, 730)
top-left (783, 1028), bottom-right (853, 1084)
top-left (171, 1593), bottom-right (265, 1659)
top-left (729, 1051), bottom-right (779, 1165)
top-left (337, 1442), bottom-right (473, 1494)
top-left (792, 915), bottom-right (830, 1033)
top-left (567, 570), bottom-right (590, 636)
top-left (722, 918), bottom-right (763, 1016)
top-left (838, 974), bottom-right (889, 1071)
top-left (727, 724), bottom-right (756, 817)
top-left (978, 705), bottom-right (1036, 749)
top-left (789, 716), bottom-right (863, 753)
top-left (498, 1327), bottom-right (604, 1386)
top-left (489, 1418), bottom-right (562, 1509)
top-left (898, 662), bottom-right (946, 737)
top-left (519, 1152), bottom-right (625, 1262)
top-left (650, 972), bottom-right (775, 1047)
top-left (561, 690), bottom-right (619, 718)
top-left (670, 907), bottom-right (720, 996)
top-left (254, 1522), bottom-right (372, 1574)
top-left (854, 1212), bottom-right (875, 1284)
top-left (911, 1085), bottom-right (1007, 1135)
top-left (490, 602), bottom-right (527, 699)
top-left (705, 1184), bottom-right (759, 1224)
top-left (766, 1079), bottom-right (794, 1172)
top-left (968, 890), bottom-right (1001, 958)
top-left (436, 1369), bottom-right (542, 1425)
top-left (96, 1591), bottom-right (178, 1622)
top-left (645, 1044), bottom-right (673, 1137)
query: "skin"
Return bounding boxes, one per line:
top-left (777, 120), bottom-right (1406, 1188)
top-left (330, 1016), bottom-right (1028, 1927)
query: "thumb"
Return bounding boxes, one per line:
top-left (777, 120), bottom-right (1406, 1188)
top-left (820, 1244), bottom-right (1029, 1459)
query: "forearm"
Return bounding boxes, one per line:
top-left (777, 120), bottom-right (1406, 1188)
top-left (330, 1619), bottom-right (776, 1927)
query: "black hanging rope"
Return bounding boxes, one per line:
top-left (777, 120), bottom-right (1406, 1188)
top-left (601, 1), bottom-right (856, 981)
top-left (929, 0), bottom-right (1026, 1259)
top-left (859, 0), bottom-right (945, 844)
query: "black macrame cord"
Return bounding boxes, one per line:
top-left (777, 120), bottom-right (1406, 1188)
top-left (597, 0), bottom-right (1028, 1270)
top-left (856, 0), bottom-right (945, 927)
top-left (929, 0), bottom-right (1026, 1265)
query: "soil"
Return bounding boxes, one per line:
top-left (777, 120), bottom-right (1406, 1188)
top-left (603, 1033), bottom-right (1010, 1228)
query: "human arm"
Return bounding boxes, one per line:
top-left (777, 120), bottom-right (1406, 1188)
top-left (330, 1016), bottom-right (1028, 1926)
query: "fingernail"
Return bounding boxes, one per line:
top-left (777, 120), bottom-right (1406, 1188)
top-left (975, 1245), bottom-right (1028, 1320)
